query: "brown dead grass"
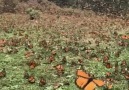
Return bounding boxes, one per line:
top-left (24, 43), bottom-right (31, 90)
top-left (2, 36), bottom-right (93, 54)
top-left (0, 7), bottom-right (129, 43)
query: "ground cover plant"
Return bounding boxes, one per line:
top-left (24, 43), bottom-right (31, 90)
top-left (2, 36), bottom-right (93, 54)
top-left (0, 1), bottom-right (129, 90)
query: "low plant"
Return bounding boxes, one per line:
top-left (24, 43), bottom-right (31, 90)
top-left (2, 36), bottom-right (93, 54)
top-left (26, 8), bottom-right (40, 20)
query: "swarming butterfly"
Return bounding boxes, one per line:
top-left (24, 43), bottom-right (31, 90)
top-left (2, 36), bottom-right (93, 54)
top-left (75, 69), bottom-right (105, 90)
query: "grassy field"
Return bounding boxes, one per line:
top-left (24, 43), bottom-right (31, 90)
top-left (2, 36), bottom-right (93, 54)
top-left (0, 7), bottom-right (129, 90)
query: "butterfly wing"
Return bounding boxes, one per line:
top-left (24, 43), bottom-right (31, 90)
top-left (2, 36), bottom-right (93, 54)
top-left (84, 81), bottom-right (96, 90)
top-left (75, 77), bottom-right (89, 88)
top-left (84, 79), bottom-right (105, 90)
top-left (77, 70), bottom-right (90, 78)
top-left (93, 79), bottom-right (105, 86)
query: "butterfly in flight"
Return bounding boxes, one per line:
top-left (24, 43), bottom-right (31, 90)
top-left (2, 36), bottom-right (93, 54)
top-left (75, 69), bottom-right (105, 90)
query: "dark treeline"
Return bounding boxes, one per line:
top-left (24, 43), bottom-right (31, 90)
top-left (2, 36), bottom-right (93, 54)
top-left (0, 0), bottom-right (129, 17)
top-left (48, 0), bottom-right (129, 17)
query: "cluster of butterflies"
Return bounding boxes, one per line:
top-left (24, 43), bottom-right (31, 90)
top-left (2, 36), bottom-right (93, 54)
top-left (24, 71), bottom-right (46, 86)
top-left (103, 54), bottom-right (129, 78)
top-left (25, 60), bottom-right (46, 86)
top-left (0, 38), bottom-right (65, 88)
top-left (74, 33), bottom-right (129, 90)
top-left (1, 31), bottom-right (129, 90)
top-left (25, 58), bottom-right (65, 86)
top-left (23, 40), bottom-right (46, 86)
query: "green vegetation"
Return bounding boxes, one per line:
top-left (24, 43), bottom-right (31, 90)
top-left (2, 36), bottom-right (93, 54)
top-left (0, 0), bottom-right (129, 90)
top-left (26, 8), bottom-right (40, 20)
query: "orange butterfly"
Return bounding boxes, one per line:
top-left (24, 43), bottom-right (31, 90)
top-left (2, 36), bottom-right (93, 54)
top-left (55, 64), bottom-right (64, 71)
top-left (48, 55), bottom-right (55, 63)
top-left (24, 51), bottom-right (34, 59)
top-left (23, 71), bottom-right (35, 84)
top-left (105, 72), bottom-right (113, 89)
top-left (0, 39), bottom-right (6, 47)
top-left (75, 70), bottom-right (105, 90)
top-left (28, 75), bottom-right (35, 84)
top-left (27, 60), bottom-right (38, 69)
top-left (121, 35), bottom-right (129, 40)
top-left (103, 55), bottom-right (112, 69)
top-left (103, 55), bottom-right (109, 63)
top-left (104, 62), bottom-right (112, 69)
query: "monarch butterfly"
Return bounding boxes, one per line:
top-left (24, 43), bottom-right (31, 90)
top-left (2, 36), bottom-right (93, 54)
top-left (103, 55), bottom-right (109, 63)
top-left (24, 51), bottom-right (34, 58)
top-left (28, 75), bottom-right (35, 84)
top-left (104, 72), bottom-right (113, 90)
top-left (121, 35), bottom-right (129, 40)
top-left (104, 62), bottom-right (112, 69)
top-left (105, 72), bottom-right (114, 82)
top-left (103, 55), bottom-right (112, 69)
top-left (27, 60), bottom-right (37, 69)
top-left (54, 64), bottom-right (64, 76)
top-left (39, 77), bottom-right (46, 86)
top-left (48, 55), bottom-right (55, 63)
top-left (55, 64), bottom-right (64, 72)
top-left (75, 70), bottom-right (105, 90)
top-left (0, 39), bottom-right (6, 47)
top-left (0, 68), bottom-right (6, 78)
top-left (118, 41), bottom-right (125, 46)
top-left (23, 71), bottom-right (35, 84)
